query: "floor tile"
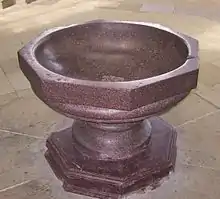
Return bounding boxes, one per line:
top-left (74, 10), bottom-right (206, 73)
top-left (0, 128), bottom-right (87, 198)
top-left (161, 93), bottom-right (217, 126)
top-left (196, 83), bottom-right (220, 108)
top-left (0, 96), bottom-right (64, 138)
top-left (16, 88), bottom-right (36, 98)
top-left (148, 188), bottom-right (210, 199)
top-left (0, 58), bottom-right (31, 91)
top-left (176, 111), bottom-right (220, 153)
top-left (198, 62), bottom-right (220, 87)
top-left (178, 149), bottom-right (220, 170)
top-left (175, 164), bottom-right (220, 197)
top-left (0, 68), bottom-right (14, 95)
top-left (212, 59), bottom-right (220, 68)
top-left (196, 23), bottom-right (220, 55)
top-left (0, 164), bottom-right (217, 199)
top-left (0, 92), bottom-right (17, 108)
top-left (0, 57), bottom-right (19, 75)
top-left (6, 70), bottom-right (31, 91)
top-left (116, 2), bottom-right (142, 12)
top-left (173, 1), bottom-right (218, 19)
top-left (147, 163), bottom-right (220, 199)
top-left (49, 7), bottom-right (216, 37)
top-left (128, 163), bottom-right (216, 199)
top-left (0, 179), bottom-right (89, 199)
top-left (0, 131), bottom-right (44, 190)
top-left (199, 49), bottom-right (220, 63)
top-left (140, 2), bottom-right (174, 14)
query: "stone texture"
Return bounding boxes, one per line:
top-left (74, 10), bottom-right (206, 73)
top-left (16, 88), bottom-right (36, 98)
top-left (45, 117), bottom-right (177, 198)
top-left (196, 83), bottom-right (220, 108)
top-left (6, 70), bottom-right (31, 91)
top-left (0, 68), bottom-right (14, 95)
top-left (140, 3), bottom-right (174, 13)
top-left (0, 179), bottom-right (88, 199)
top-left (0, 57), bottom-right (19, 74)
top-left (177, 111), bottom-right (220, 153)
top-left (0, 131), bottom-right (44, 190)
top-left (162, 93), bottom-right (216, 126)
top-left (178, 149), bottom-right (220, 170)
top-left (0, 0), bottom-right (220, 199)
top-left (0, 57), bottom-right (30, 92)
top-left (0, 96), bottom-right (63, 138)
top-left (198, 62), bottom-right (220, 87)
top-left (18, 18), bottom-right (200, 197)
top-left (1, 0), bottom-right (16, 9)
top-left (25, 0), bottom-right (37, 4)
top-left (0, 92), bottom-right (17, 108)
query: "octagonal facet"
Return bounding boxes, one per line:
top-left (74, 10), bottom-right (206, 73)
top-left (45, 117), bottom-right (177, 198)
top-left (18, 21), bottom-right (198, 122)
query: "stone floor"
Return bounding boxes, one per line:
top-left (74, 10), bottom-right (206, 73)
top-left (1, 0), bottom-right (220, 198)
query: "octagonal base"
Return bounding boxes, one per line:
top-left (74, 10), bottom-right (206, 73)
top-left (45, 117), bottom-right (177, 199)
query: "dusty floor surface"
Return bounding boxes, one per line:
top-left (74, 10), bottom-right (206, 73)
top-left (1, 0), bottom-right (220, 198)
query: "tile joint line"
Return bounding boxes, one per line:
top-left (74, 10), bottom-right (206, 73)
top-left (0, 180), bottom-right (31, 193)
top-left (0, 129), bottom-right (45, 140)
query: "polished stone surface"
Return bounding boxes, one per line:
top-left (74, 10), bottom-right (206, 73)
top-left (35, 22), bottom-right (188, 81)
top-left (45, 117), bottom-right (177, 198)
top-left (18, 19), bottom-right (198, 198)
top-left (1, 0), bottom-right (220, 198)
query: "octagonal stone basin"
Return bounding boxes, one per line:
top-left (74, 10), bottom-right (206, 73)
top-left (18, 20), bottom-right (199, 123)
top-left (35, 21), bottom-right (188, 82)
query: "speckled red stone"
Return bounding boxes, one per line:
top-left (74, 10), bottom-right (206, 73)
top-left (18, 20), bottom-right (199, 198)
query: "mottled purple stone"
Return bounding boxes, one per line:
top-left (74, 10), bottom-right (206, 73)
top-left (18, 20), bottom-right (199, 199)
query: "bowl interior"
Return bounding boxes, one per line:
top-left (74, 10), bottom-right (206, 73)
top-left (35, 22), bottom-right (189, 82)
